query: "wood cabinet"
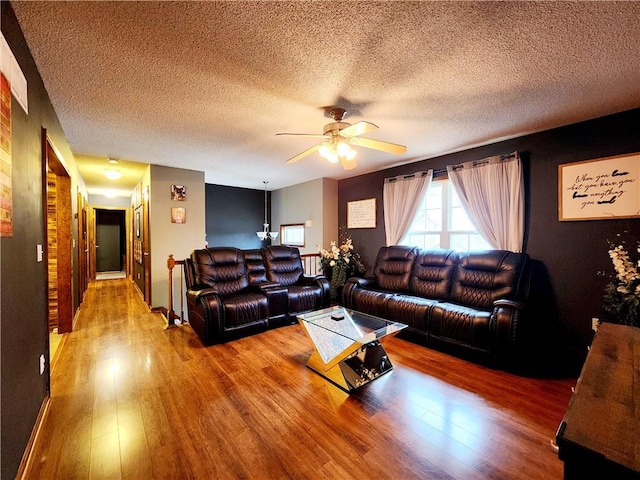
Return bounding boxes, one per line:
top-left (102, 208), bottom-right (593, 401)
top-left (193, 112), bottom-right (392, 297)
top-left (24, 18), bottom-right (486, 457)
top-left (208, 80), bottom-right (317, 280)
top-left (556, 323), bottom-right (640, 479)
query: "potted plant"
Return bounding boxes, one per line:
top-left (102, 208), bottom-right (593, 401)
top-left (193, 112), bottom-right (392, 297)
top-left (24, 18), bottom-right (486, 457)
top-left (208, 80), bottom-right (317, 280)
top-left (319, 236), bottom-right (366, 303)
top-left (602, 239), bottom-right (640, 327)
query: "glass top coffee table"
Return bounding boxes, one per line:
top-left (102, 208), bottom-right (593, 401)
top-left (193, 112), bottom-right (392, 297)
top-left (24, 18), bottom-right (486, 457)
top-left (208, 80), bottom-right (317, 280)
top-left (297, 306), bottom-right (407, 392)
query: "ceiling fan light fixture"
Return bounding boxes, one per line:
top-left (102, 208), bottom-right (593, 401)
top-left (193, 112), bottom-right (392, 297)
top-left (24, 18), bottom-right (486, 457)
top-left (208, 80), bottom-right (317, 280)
top-left (336, 140), bottom-right (354, 158)
top-left (318, 141), bottom-right (339, 163)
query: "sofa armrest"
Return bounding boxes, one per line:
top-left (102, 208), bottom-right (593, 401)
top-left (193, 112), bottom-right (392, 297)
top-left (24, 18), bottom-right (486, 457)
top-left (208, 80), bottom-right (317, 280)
top-left (491, 299), bottom-right (526, 364)
top-left (346, 276), bottom-right (377, 288)
top-left (297, 274), bottom-right (326, 285)
top-left (187, 287), bottom-right (219, 304)
top-left (342, 276), bottom-right (378, 307)
top-left (493, 298), bottom-right (524, 310)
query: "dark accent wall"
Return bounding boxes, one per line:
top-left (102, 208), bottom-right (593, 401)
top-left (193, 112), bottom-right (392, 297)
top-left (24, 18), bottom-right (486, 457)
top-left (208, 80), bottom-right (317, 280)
top-left (339, 108), bottom-right (640, 367)
top-left (205, 183), bottom-right (274, 249)
top-left (1, 3), bottom-right (79, 478)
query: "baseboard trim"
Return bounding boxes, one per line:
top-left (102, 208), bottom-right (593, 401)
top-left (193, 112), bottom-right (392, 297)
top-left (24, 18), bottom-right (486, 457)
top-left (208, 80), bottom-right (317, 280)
top-left (50, 331), bottom-right (68, 374)
top-left (16, 395), bottom-right (51, 480)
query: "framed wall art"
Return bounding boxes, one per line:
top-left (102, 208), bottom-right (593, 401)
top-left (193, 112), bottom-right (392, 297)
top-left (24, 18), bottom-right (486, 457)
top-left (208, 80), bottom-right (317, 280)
top-left (171, 207), bottom-right (186, 224)
top-left (135, 206), bottom-right (142, 239)
top-left (558, 152), bottom-right (640, 221)
top-left (347, 198), bottom-right (377, 229)
top-left (171, 184), bottom-right (186, 201)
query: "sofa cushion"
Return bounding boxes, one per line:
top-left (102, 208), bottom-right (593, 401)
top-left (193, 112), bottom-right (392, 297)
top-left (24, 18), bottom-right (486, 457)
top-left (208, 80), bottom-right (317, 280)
top-left (243, 249), bottom-right (268, 284)
top-left (191, 247), bottom-right (249, 294)
top-left (450, 250), bottom-right (529, 310)
top-left (348, 289), bottom-right (395, 318)
top-left (409, 249), bottom-right (458, 300)
top-left (374, 246), bottom-right (417, 292)
top-left (220, 292), bottom-right (269, 328)
top-left (386, 294), bottom-right (439, 331)
top-left (262, 246), bottom-right (304, 286)
top-left (429, 302), bottom-right (492, 350)
top-left (286, 285), bottom-right (323, 314)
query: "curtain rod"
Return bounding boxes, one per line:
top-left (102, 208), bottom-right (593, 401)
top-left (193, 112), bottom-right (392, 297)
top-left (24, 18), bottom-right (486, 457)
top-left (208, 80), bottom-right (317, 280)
top-left (384, 170), bottom-right (431, 183)
top-left (386, 151), bottom-right (519, 181)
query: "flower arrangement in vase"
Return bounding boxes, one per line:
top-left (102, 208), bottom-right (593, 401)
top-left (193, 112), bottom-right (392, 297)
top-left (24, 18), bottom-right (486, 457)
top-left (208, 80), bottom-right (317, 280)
top-left (318, 236), bottom-right (366, 303)
top-left (602, 238), bottom-right (640, 327)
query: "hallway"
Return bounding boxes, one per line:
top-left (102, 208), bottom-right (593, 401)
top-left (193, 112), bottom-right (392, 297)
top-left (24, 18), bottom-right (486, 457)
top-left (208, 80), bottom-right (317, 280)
top-left (29, 279), bottom-right (189, 478)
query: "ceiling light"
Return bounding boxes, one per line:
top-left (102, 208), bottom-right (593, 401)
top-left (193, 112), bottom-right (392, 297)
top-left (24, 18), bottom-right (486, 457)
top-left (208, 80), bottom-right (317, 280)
top-left (104, 169), bottom-right (122, 180)
top-left (256, 181), bottom-right (278, 241)
top-left (318, 142), bottom-right (338, 163)
top-left (318, 138), bottom-right (357, 165)
top-left (108, 158), bottom-right (119, 165)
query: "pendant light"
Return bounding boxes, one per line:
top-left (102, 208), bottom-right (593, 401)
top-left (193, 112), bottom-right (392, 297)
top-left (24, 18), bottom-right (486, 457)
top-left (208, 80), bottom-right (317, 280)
top-left (256, 181), bottom-right (278, 241)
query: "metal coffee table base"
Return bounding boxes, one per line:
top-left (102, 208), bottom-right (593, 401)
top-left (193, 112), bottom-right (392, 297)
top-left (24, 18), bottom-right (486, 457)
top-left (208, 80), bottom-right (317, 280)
top-left (305, 340), bottom-right (394, 392)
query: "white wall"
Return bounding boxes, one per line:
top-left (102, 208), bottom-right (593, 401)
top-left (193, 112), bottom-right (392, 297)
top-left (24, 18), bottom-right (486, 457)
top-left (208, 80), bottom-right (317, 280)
top-left (272, 177), bottom-right (338, 254)
top-left (88, 194), bottom-right (130, 208)
top-left (149, 165), bottom-right (205, 310)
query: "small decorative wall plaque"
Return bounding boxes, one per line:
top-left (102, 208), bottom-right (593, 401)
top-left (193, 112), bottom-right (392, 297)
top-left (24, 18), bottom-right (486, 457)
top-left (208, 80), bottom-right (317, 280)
top-left (171, 184), bottom-right (186, 201)
top-left (171, 207), bottom-right (186, 224)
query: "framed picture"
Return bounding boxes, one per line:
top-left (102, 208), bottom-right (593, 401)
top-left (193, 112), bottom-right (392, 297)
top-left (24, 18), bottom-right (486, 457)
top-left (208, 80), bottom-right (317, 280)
top-left (135, 206), bottom-right (142, 239)
top-left (171, 184), bottom-right (186, 201)
top-left (171, 207), bottom-right (186, 224)
top-left (558, 152), bottom-right (640, 221)
top-left (347, 198), bottom-right (377, 228)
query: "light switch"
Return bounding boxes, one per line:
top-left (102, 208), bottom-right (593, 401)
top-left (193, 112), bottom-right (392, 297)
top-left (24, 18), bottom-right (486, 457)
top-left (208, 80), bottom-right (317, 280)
top-left (37, 244), bottom-right (44, 262)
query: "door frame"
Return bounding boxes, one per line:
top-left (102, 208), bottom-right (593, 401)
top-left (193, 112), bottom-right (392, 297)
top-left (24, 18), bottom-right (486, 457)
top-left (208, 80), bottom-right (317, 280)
top-left (89, 205), bottom-right (130, 280)
top-left (42, 131), bottom-right (73, 334)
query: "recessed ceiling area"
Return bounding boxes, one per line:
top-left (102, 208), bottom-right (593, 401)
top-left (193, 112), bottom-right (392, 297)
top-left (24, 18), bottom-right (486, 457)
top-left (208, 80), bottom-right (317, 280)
top-left (74, 155), bottom-right (148, 198)
top-left (11, 1), bottom-right (640, 195)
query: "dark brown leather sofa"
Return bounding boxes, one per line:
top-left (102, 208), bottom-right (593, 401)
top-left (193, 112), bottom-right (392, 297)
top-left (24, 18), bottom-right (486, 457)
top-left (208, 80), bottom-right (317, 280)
top-left (342, 246), bottom-right (531, 365)
top-left (184, 246), bottom-right (330, 345)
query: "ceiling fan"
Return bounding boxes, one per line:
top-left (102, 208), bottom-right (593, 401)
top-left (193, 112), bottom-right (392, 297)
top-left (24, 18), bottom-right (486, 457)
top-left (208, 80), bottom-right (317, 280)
top-left (277, 107), bottom-right (407, 170)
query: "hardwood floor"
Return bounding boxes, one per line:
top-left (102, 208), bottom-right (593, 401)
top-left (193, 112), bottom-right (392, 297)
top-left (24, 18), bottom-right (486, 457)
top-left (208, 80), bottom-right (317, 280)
top-left (27, 278), bottom-right (575, 479)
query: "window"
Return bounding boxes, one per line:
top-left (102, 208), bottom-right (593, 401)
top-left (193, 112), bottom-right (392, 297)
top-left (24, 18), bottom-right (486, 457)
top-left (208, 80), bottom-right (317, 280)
top-left (280, 223), bottom-right (305, 247)
top-left (401, 179), bottom-right (492, 251)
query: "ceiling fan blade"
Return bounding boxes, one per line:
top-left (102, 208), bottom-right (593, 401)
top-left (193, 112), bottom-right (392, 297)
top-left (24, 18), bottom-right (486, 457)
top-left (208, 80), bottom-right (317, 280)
top-left (340, 157), bottom-right (358, 170)
top-left (339, 121), bottom-right (378, 138)
top-left (276, 133), bottom-right (328, 139)
top-left (286, 144), bottom-right (320, 164)
top-left (351, 137), bottom-right (407, 155)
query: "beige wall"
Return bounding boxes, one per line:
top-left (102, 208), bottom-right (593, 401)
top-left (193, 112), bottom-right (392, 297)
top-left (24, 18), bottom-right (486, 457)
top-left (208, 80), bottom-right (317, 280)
top-left (149, 165), bottom-right (205, 310)
top-left (272, 177), bottom-right (338, 255)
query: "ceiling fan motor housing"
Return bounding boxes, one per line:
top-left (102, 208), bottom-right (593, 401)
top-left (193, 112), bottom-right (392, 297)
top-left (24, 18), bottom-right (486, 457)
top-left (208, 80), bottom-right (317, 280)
top-left (323, 122), bottom-right (350, 136)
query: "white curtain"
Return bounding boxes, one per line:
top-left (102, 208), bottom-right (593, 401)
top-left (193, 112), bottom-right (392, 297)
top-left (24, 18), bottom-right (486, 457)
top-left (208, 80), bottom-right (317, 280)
top-left (447, 152), bottom-right (524, 252)
top-left (383, 170), bottom-right (433, 246)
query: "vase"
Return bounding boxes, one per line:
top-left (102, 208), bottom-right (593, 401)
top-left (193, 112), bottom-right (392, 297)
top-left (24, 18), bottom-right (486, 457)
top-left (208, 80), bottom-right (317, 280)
top-left (328, 264), bottom-right (347, 304)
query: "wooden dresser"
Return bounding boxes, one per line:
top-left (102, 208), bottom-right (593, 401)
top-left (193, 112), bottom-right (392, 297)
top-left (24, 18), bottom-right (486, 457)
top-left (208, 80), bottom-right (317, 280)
top-left (556, 322), bottom-right (640, 479)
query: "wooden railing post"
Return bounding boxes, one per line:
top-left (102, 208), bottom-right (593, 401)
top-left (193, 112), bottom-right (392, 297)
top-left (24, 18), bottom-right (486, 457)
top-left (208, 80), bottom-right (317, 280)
top-left (165, 254), bottom-right (186, 328)
top-left (167, 254), bottom-right (178, 327)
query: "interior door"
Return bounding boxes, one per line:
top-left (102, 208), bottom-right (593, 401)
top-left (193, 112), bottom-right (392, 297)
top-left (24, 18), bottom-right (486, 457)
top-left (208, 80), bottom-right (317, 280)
top-left (96, 220), bottom-right (121, 272)
top-left (94, 208), bottom-right (126, 273)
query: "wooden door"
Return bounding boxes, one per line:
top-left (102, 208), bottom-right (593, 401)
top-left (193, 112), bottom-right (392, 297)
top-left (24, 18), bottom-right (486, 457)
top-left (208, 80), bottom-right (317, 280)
top-left (43, 133), bottom-right (73, 334)
top-left (77, 192), bottom-right (88, 301)
top-left (143, 186), bottom-right (151, 304)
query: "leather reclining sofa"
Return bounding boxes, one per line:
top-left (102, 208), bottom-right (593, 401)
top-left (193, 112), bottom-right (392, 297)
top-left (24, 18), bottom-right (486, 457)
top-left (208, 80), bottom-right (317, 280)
top-left (342, 246), bottom-right (531, 365)
top-left (184, 245), bottom-right (330, 345)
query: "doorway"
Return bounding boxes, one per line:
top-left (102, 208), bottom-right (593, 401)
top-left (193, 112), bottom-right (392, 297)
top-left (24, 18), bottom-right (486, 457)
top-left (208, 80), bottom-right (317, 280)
top-left (43, 133), bottom-right (73, 381)
top-left (94, 208), bottom-right (127, 278)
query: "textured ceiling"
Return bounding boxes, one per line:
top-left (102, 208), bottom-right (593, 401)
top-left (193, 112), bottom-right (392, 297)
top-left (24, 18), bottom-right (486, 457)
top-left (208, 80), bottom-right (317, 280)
top-left (11, 1), bottom-right (640, 195)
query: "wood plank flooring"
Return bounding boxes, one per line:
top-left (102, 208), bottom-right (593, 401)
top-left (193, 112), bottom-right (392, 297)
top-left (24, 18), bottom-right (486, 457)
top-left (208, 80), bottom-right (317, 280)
top-left (27, 278), bottom-right (575, 479)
